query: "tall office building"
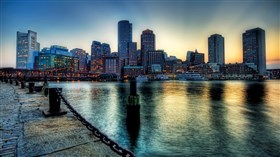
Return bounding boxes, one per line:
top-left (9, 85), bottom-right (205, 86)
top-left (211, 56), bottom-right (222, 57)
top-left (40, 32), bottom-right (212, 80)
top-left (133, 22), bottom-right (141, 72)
top-left (243, 28), bottom-right (266, 75)
top-left (101, 43), bottom-right (111, 56)
top-left (71, 48), bottom-right (88, 72)
top-left (147, 50), bottom-right (165, 74)
top-left (91, 41), bottom-right (111, 73)
top-left (128, 42), bottom-right (137, 65)
top-left (91, 41), bottom-right (102, 73)
top-left (208, 34), bottom-right (224, 65)
top-left (118, 20), bottom-right (132, 74)
top-left (103, 56), bottom-right (119, 74)
top-left (141, 29), bottom-right (155, 72)
top-left (16, 30), bottom-right (40, 69)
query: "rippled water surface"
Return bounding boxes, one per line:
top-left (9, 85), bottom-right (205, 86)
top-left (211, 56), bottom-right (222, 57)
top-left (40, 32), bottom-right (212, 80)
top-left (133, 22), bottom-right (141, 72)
top-left (50, 80), bottom-right (280, 156)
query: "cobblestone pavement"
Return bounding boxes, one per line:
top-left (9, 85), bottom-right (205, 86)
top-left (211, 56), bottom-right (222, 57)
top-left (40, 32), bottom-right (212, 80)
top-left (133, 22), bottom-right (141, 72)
top-left (0, 82), bottom-right (118, 157)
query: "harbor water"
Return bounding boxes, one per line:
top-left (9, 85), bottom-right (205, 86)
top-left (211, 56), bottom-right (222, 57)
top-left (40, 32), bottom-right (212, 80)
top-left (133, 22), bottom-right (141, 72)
top-left (50, 80), bottom-right (280, 156)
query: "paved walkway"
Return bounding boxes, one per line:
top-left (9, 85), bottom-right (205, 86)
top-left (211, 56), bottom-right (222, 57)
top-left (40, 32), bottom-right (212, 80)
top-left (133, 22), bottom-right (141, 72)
top-left (0, 82), bottom-right (118, 157)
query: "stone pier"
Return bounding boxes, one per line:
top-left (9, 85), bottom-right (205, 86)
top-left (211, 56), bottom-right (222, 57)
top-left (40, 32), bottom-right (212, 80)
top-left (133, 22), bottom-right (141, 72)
top-left (0, 82), bottom-right (118, 156)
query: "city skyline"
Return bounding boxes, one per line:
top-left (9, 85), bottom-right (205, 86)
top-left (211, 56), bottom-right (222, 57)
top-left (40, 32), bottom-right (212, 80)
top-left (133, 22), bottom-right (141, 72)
top-left (1, 0), bottom-right (279, 68)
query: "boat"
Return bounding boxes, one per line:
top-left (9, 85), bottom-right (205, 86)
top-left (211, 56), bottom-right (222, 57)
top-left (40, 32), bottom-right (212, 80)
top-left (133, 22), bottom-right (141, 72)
top-left (136, 75), bottom-right (149, 82)
top-left (177, 72), bottom-right (208, 81)
top-left (156, 74), bottom-right (169, 80)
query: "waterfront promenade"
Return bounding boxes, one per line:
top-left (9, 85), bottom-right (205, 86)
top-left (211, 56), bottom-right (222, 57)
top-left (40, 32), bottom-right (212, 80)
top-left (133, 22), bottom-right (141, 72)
top-left (0, 82), bottom-right (117, 156)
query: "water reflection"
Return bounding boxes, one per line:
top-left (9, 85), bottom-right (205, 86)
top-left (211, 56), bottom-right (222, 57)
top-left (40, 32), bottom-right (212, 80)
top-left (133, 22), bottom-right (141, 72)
top-left (208, 82), bottom-right (231, 155)
top-left (246, 82), bottom-right (266, 104)
top-left (243, 83), bottom-right (279, 156)
top-left (209, 82), bottom-right (225, 101)
top-left (187, 82), bottom-right (205, 95)
top-left (126, 116), bottom-right (140, 151)
top-left (51, 81), bottom-right (280, 156)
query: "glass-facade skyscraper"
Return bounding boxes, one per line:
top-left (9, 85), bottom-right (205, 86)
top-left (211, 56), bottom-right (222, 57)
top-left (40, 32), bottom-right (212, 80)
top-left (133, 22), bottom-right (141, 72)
top-left (16, 30), bottom-right (40, 69)
top-left (208, 34), bottom-right (224, 65)
top-left (243, 28), bottom-right (266, 75)
top-left (118, 20), bottom-right (132, 74)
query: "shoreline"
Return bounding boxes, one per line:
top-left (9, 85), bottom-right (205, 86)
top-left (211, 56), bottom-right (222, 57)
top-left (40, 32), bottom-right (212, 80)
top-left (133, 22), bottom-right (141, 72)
top-left (0, 82), bottom-right (121, 156)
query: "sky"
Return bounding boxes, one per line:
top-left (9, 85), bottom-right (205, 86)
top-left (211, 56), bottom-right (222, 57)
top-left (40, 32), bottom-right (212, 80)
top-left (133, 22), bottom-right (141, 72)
top-left (0, 0), bottom-right (279, 69)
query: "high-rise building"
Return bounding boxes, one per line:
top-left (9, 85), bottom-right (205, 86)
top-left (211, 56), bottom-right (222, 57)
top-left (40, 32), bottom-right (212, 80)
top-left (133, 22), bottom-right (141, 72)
top-left (186, 49), bottom-right (205, 65)
top-left (91, 41), bottom-right (102, 73)
top-left (103, 56), bottom-right (119, 74)
top-left (208, 34), bottom-right (224, 65)
top-left (71, 48), bottom-right (88, 72)
top-left (243, 28), bottom-right (266, 75)
top-left (101, 43), bottom-right (111, 57)
top-left (141, 29), bottom-right (155, 72)
top-left (118, 20), bottom-right (132, 74)
top-left (147, 50), bottom-right (165, 74)
top-left (91, 41), bottom-right (111, 73)
top-left (128, 42), bottom-right (137, 65)
top-left (16, 30), bottom-right (40, 69)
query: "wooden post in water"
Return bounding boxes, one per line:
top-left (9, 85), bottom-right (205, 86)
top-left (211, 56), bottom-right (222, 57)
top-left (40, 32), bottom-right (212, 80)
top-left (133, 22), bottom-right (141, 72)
top-left (127, 80), bottom-right (140, 122)
top-left (127, 79), bottom-right (140, 123)
top-left (126, 79), bottom-right (141, 146)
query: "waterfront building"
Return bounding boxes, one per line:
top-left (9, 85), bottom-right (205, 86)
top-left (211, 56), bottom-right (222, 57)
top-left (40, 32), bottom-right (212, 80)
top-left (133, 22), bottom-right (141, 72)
top-left (91, 41), bottom-right (102, 73)
top-left (188, 64), bottom-right (213, 76)
top-left (163, 57), bottom-right (181, 74)
top-left (147, 50), bottom-right (165, 74)
top-left (118, 20), bottom-right (132, 74)
top-left (103, 56), bottom-right (119, 74)
top-left (141, 29), bottom-right (155, 72)
top-left (91, 41), bottom-right (111, 73)
top-left (128, 42), bottom-right (137, 65)
top-left (70, 48), bottom-right (88, 72)
top-left (243, 28), bottom-right (266, 75)
top-left (220, 63), bottom-right (257, 79)
top-left (34, 45), bottom-right (78, 71)
top-left (186, 49), bottom-right (205, 65)
top-left (49, 45), bottom-right (71, 56)
top-left (267, 69), bottom-right (280, 79)
top-left (173, 61), bottom-right (188, 74)
top-left (136, 50), bottom-right (142, 66)
top-left (150, 64), bottom-right (162, 74)
top-left (208, 63), bottom-right (220, 73)
top-left (123, 65), bottom-right (144, 78)
top-left (208, 34), bottom-right (224, 65)
top-left (101, 43), bottom-right (111, 56)
top-left (16, 30), bottom-right (40, 69)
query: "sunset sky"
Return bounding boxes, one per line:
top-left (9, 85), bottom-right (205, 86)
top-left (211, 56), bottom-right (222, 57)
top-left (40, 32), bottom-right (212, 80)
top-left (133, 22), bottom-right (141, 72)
top-left (0, 0), bottom-right (279, 68)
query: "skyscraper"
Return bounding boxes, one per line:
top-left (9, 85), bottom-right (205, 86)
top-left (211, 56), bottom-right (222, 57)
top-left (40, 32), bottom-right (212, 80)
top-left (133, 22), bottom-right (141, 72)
top-left (128, 42), bottom-right (137, 65)
top-left (147, 50), bottom-right (165, 74)
top-left (118, 20), bottom-right (132, 74)
top-left (101, 43), bottom-right (111, 57)
top-left (16, 30), bottom-right (40, 69)
top-left (243, 28), bottom-right (266, 75)
top-left (71, 48), bottom-right (88, 72)
top-left (141, 29), bottom-right (155, 72)
top-left (91, 41), bottom-right (102, 73)
top-left (208, 34), bottom-right (224, 65)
